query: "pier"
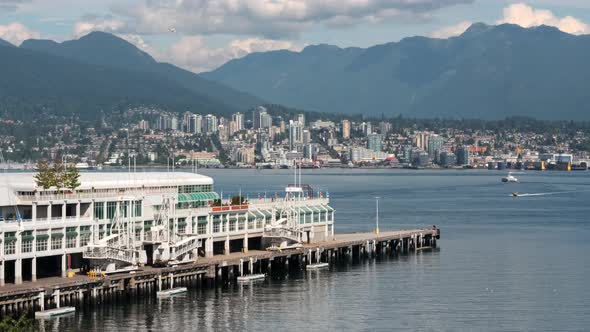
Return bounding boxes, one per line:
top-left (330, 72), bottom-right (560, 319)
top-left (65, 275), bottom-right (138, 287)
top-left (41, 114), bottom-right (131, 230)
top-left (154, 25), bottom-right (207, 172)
top-left (0, 228), bottom-right (439, 317)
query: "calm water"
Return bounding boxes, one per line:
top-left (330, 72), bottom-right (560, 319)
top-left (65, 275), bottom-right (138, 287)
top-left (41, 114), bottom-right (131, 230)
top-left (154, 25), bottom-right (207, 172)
top-left (44, 169), bottom-right (590, 331)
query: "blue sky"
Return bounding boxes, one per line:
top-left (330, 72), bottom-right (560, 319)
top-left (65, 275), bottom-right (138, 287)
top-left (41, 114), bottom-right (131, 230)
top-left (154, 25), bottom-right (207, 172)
top-left (1, 0), bottom-right (590, 72)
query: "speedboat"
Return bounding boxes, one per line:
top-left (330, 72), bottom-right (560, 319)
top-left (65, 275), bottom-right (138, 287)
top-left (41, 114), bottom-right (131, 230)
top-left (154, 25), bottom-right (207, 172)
top-left (512, 192), bottom-right (520, 197)
top-left (502, 172), bottom-right (518, 183)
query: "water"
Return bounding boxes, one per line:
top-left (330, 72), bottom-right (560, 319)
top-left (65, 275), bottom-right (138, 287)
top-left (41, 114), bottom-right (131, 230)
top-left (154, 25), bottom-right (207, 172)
top-left (43, 169), bottom-right (590, 331)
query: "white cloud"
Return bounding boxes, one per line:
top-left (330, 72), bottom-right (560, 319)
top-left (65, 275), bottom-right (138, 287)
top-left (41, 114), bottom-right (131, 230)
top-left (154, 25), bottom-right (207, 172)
top-left (497, 3), bottom-right (590, 35)
top-left (0, 22), bottom-right (40, 45)
top-left (104, 0), bottom-right (472, 38)
top-left (73, 16), bottom-right (125, 38)
top-left (430, 20), bottom-right (471, 38)
top-left (431, 3), bottom-right (590, 39)
top-left (167, 35), bottom-right (302, 73)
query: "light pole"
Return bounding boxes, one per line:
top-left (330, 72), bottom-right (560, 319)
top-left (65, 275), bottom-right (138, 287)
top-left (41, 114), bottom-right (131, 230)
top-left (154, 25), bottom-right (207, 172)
top-left (375, 196), bottom-right (380, 235)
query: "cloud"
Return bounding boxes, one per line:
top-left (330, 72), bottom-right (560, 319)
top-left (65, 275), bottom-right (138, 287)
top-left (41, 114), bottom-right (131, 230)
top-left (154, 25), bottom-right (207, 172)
top-left (497, 3), bottom-right (590, 35)
top-left (431, 3), bottom-right (590, 39)
top-left (73, 15), bottom-right (126, 37)
top-left (103, 0), bottom-right (472, 38)
top-left (0, 22), bottom-right (40, 45)
top-left (167, 35), bottom-right (302, 73)
top-left (0, 0), bottom-right (29, 12)
top-left (430, 21), bottom-right (472, 38)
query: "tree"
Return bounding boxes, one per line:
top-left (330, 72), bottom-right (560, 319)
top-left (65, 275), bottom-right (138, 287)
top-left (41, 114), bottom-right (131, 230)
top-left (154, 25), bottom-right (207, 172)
top-left (51, 160), bottom-right (66, 192)
top-left (33, 160), bottom-right (53, 190)
top-left (64, 165), bottom-right (81, 191)
top-left (0, 315), bottom-right (35, 332)
top-left (231, 195), bottom-right (246, 205)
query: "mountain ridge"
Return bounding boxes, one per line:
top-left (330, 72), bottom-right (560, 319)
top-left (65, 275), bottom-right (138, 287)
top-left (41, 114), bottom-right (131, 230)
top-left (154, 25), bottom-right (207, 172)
top-left (203, 23), bottom-right (590, 120)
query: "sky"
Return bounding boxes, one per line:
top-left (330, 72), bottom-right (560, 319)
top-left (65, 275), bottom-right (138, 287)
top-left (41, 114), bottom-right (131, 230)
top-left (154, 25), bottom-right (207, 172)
top-left (1, 0), bottom-right (590, 73)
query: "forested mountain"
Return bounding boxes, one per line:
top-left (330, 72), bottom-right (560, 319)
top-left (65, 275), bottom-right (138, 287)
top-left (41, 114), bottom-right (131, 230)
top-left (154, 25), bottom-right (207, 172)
top-left (0, 32), bottom-right (262, 119)
top-left (204, 23), bottom-right (590, 120)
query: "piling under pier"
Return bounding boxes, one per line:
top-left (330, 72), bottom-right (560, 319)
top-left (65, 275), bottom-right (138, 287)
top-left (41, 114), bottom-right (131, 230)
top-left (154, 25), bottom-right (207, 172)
top-left (0, 229), bottom-right (439, 317)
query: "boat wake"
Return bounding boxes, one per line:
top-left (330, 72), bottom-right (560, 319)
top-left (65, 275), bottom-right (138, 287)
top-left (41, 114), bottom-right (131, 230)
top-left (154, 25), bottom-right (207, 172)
top-left (511, 190), bottom-right (588, 197)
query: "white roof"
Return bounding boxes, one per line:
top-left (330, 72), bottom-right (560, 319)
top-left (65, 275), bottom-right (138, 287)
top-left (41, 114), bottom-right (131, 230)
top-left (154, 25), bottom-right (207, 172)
top-left (0, 171), bottom-right (213, 192)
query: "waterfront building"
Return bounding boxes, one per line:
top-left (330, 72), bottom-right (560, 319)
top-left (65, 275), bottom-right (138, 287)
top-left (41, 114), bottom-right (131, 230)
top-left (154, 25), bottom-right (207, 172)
top-left (428, 135), bottom-right (444, 161)
top-left (368, 133), bottom-right (383, 152)
top-left (457, 146), bottom-right (471, 166)
top-left (0, 172), bottom-right (334, 285)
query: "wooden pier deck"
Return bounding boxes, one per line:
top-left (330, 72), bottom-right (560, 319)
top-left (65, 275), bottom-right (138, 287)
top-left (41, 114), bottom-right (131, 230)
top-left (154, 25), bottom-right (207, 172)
top-left (0, 228), bottom-right (439, 316)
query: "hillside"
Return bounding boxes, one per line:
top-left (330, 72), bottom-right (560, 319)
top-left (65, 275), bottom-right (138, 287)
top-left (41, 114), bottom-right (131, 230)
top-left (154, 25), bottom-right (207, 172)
top-left (204, 23), bottom-right (590, 120)
top-left (0, 32), bottom-right (263, 119)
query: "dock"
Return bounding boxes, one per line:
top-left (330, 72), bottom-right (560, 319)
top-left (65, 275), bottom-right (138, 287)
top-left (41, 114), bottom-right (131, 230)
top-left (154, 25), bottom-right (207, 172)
top-left (0, 229), bottom-right (439, 317)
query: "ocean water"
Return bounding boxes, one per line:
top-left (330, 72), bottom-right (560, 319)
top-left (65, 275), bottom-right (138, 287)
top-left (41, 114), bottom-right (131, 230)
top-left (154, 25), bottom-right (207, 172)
top-left (43, 169), bottom-right (590, 331)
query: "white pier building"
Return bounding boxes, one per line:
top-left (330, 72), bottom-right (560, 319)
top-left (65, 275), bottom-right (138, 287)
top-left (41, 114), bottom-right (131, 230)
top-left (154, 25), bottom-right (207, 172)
top-left (0, 172), bottom-right (334, 285)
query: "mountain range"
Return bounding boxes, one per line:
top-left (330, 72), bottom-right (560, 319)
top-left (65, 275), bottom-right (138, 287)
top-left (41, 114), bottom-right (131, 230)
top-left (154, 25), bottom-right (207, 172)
top-left (203, 23), bottom-right (590, 120)
top-left (0, 32), bottom-right (262, 119)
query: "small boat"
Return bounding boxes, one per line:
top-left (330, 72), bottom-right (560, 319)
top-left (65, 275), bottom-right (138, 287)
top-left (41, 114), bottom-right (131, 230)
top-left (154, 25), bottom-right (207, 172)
top-left (502, 172), bottom-right (518, 183)
top-left (512, 192), bottom-right (520, 197)
top-left (35, 307), bottom-right (76, 318)
top-left (237, 274), bottom-right (266, 282)
top-left (157, 287), bottom-right (188, 298)
top-left (306, 262), bottom-right (329, 270)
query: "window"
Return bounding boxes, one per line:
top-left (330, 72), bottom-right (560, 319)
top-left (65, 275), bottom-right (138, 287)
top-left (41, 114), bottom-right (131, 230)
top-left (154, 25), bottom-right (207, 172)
top-left (36, 239), bottom-right (48, 252)
top-left (133, 200), bottom-right (142, 217)
top-left (197, 222), bottom-right (207, 235)
top-left (66, 236), bottom-right (77, 248)
top-left (106, 202), bottom-right (117, 219)
top-left (80, 235), bottom-right (91, 247)
top-left (213, 221), bottom-right (220, 233)
top-left (257, 219), bottom-right (263, 229)
top-left (22, 240), bottom-right (33, 253)
top-left (238, 219), bottom-right (245, 231)
top-left (135, 230), bottom-right (141, 242)
top-left (229, 218), bottom-right (237, 232)
top-left (119, 201), bottom-right (129, 218)
top-left (51, 236), bottom-right (62, 250)
top-left (94, 203), bottom-right (104, 220)
top-left (4, 241), bottom-right (15, 255)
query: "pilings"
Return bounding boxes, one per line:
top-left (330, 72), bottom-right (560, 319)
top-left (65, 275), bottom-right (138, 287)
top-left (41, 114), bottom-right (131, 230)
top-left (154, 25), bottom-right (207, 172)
top-left (0, 229), bottom-right (439, 318)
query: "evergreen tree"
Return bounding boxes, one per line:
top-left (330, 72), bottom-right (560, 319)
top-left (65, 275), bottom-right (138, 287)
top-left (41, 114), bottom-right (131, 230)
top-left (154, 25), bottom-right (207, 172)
top-left (51, 160), bottom-right (65, 192)
top-left (64, 165), bottom-right (81, 191)
top-left (33, 160), bottom-right (53, 190)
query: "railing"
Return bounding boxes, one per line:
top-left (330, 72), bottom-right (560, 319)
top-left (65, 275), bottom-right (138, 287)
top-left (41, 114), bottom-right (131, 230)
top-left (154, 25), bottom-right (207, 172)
top-left (17, 188), bottom-right (178, 202)
top-left (172, 238), bottom-right (200, 259)
top-left (211, 204), bottom-right (249, 212)
top-left (249, 197), bottom-right (330, 209)
top-left (83, 246), bottom-right (135, 264)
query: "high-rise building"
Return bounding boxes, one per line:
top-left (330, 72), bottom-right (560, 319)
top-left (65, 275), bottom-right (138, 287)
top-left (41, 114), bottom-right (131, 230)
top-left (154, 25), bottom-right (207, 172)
top-left (205, 114), bottom-right (218, 133)
top-left (260, 112), bottom-right (273, 128)
top-left (342, 120), bottom-right (351, 139)
top-left (302, 129), bottom-right (311, 145)
top-left (367, 133), bottom-right (383, 152)
top-left (252, 106), bottom-right (267, 129)
top-left (365, 122), bottom-right (372, 136)
top-left (379, 121), bottom-right (391, 135)
top-left (457, 146), bottom-right (471, 166)
top-left (194, 114), bottom-right (202, 134)
top-left (427, 134), bottom-right (444, 160)
top-left (289, 120), bottom-right (304, 151)
top-left (138, 120), bottom-right (149, 131)
top-left (232, 112), bottom-right (244, 131)
top-left (297, 113), bottom-right (306, 127)
top-left (414, 132), bottom-right (429, 151)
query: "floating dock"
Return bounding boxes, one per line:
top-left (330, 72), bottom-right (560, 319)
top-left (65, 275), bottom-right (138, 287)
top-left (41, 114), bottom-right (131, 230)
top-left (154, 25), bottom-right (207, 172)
top-left (34, 306), bottom-right (75, 318)
top-left (237, 274), bottom-right (266, 282)
top-left (156, 287), bottom-right (188, 298)
top-left (0, 229), bottom-right (439, 317)
top-left (306, 262), bottom-right (330, 270)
